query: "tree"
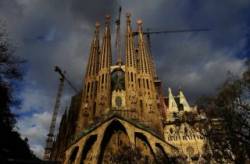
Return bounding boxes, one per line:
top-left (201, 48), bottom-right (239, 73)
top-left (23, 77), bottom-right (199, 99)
top-left (196, 60), bottom-right (250, 163)
top-left (0, 23), bottom-right (39, 162)
top-left (0, 28), bottom-right (22, 130)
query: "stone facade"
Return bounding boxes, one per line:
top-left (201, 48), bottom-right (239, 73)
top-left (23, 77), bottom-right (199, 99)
top-left (49, 13), bottom-right (211, 164)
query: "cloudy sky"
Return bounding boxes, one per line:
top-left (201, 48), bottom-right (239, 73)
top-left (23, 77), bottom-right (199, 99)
top-left (1, 0), bottom-right (250, 158)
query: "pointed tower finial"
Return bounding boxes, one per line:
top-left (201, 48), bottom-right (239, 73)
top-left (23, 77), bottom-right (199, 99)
top-left (168, 88), bottom-right (178, 112)
top-left (126, 13), bottom-right (132, 34)
top-left (95, 21), bottom-right (100, 29)
top-left (105, 15), bottom-right (111, 24)
top-left (179, 89), bottom-right (191, 111)
top-left (137, 19), bottom-right (143, 25)
top-left (95, 21), bottom-right (100, 36)
top-left (126, 13), bottom-right (131, 23)
top-left (137, 19), bottom-right (143, 32)
top-left (168, 87), bottom-right (172, 93)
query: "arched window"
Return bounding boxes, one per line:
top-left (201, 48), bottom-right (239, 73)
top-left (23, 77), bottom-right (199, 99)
top-left (87, 83), bottom-right (90, 93)
top-left (101, 74), bottom-right (104, 84)
top-left (140, 100), bottom-right (143, 109)
top-left (170, 128), bottom-right (173, 134)
top-left (146, 79), bottom-right (149, 89)
top-left (184, 127), bottom-right (188, 133)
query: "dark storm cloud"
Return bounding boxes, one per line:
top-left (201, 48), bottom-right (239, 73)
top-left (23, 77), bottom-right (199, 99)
top-left (0, 0), bottom-right (118, 157)
top-left (121, 0), bottom-right (249, 101)
top-left (70, 0), bottom-right (118, 24)
top-left (0, 0), bottom-right (119, 101)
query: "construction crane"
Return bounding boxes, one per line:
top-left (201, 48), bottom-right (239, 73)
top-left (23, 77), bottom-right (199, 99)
top-left (44, 66), bottom-right (78, 160)
top-left (133, 28), bottom-right (210, 52)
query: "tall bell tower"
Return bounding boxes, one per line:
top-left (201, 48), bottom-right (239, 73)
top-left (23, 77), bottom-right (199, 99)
top-left (136, 19), bottom-right (163, 132)
top-left (125, 13), bottom-right (139, 113)
top-left (96, 16), bottom-right (112, 117)
top-left (76, 22), bottom-right (100, 132)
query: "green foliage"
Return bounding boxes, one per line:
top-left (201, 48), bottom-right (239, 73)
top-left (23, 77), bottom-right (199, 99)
top-left (196, 59), bottom-right (250, 163)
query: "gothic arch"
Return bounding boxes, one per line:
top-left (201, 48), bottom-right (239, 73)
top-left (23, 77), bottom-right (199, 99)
top-left (68, 146), bottom-right (79, 164)
top-left (79, 135), bottom-right (97, 164)
top-left (134, 132), bottom-right (157, 163)
top-left (155, 143), bottom-right (173, 163)
top-left (97, 119), bottom-right (130, 164)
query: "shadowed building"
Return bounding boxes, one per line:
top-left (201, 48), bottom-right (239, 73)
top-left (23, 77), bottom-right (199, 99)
top-left (48, 13), bottom-right (212, 164)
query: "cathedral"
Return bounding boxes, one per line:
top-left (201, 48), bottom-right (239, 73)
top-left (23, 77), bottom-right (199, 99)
top-left (48, 13), bottom-right (213, 164)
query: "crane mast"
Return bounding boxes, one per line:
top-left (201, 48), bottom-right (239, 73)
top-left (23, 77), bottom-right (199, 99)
top-left (44, 66), bottom-right (77, 160)
top-left (43, 73), bottom-right (64, 160)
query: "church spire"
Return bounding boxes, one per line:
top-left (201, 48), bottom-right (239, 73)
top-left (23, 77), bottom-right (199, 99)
top-left (137, 20), bottom-right (152, 75)
top-left (82, 22), bottom-right (100, 101)
top-left (96, 15), bottom-right (112, 116)
top-left (125, 13), bottom-right (136, 68)
top-left (76, 22), bottom-right (100, 132)
top-left (125, 13), bottom-right (138, 112)
top-left (168, 88), bottom-right (178, 112)
top-left (85, 22), bottom-right (100, 78)
top-left (137, 20), bottom-right (158, 79)
top-left (179, 89), bottom-right (191, 112)
top-left (115, 6), bottom-right (122, 65)
top-left (99, 15), bottom-right (112, 69)
top-left (136, 19), bottom-right (162, 132)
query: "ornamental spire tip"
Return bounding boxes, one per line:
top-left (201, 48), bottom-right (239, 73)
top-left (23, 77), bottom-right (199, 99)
top-left (137, 19), bottom-right (143, 25)
top-left (126, 12), bottom-right (131, 18)
top-left (105, 15), bottom-right (111, 24)
top-left (95, 22), bottom-right (100, 28)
